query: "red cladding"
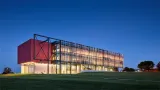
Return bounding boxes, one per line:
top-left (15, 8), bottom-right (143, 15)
top-left (18, 39), bottom-right (32, 64)
top-left (18, 39), bottom-right (52, 64)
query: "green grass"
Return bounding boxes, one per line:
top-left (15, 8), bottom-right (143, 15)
top-left (0, 72), bottom-right (160, 90)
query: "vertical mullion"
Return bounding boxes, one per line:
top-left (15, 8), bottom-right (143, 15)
top-left (56, 43), bottom-right (57, 74)
top-left (47, 38), bottom-right (50, 74)
top-left (59, 40), bottom-right (62, 74)
top-left (70, 42), bottom-right (71, 74)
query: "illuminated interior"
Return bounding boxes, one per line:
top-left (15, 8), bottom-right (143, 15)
top-left (21, 62), bottom-right (114, 74)
top-left (21, 41), bottom-right (123, 74)
top-left (51, 44), bottom-right (123, 74)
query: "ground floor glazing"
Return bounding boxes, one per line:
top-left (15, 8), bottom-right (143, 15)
top-left (21, 62), bottom-right (115, 74)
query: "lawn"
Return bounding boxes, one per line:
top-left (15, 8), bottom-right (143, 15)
top-left (0, 72), bottom-right (160, 90)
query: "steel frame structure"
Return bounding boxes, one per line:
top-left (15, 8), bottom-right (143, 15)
top-left (33, 34), bottom-right (124, 74)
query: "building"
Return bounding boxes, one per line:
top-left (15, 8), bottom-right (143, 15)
top-left (18, 34), bottom-right (124, 74)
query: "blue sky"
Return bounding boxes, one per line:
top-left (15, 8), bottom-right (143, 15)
top-left (0, 0), bottom-right (160, 72)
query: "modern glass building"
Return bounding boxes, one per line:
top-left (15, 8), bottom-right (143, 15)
top-left (18, 34), bottom-right (124, 74)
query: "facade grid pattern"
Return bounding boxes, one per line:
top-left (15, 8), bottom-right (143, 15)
top-left (33, 34), bottom-right (124, 74)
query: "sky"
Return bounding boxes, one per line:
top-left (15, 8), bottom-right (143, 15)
top-left (0, 0), bottom-right (160, 72)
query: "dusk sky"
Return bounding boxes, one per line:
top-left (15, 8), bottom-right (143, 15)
top-left (0, 0), bottom-right (160, 72)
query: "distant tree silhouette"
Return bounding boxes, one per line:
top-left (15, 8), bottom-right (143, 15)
top-left (123, 67), bottom-right (135, 72)
top-left (129, 68), bottom-right (135, 72)
top-left (157, 62), bottom-right (160, 71)
top-left (114, 67), bottom-right (119, 72)
top-left (2, 67), bottom-right (14, 74)
top-left (138, 61), bottom-right (154, 71)
top-left (123, 67), bottom-right (129, 72)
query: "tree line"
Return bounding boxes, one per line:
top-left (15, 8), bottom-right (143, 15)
top-left (1, 61), bottom-right (160, 74)
top-left (123, 61), bottom-right (160, 72)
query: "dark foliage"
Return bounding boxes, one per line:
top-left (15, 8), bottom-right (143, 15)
top-left (113, 67), bottom-right (119, 72)
top-left (157, 62), bottom-right (160, 71)
top-left (123, 67), bottom-right (135, 72)
top-left (2, 67), bottom-right (14, 74)
top-left (138, 61), bottom-right (155, 71)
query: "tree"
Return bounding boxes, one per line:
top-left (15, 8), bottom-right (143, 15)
top-left (129, 68), bottom-right (135, 72)
top-left (138, 62), bottom-right (145, 71)
top-left (2, 67), bottom-right (14, 74)
top-left (137, 61), bottom-right (155, 71)
top-left (122, 67), bottom-right (135, 72)
top-left (157, 62), bottom-right (160, 71)
top-left (123, 67), bottom-right (129, 72)
top-left (114, 67), bottom-right (119, 72)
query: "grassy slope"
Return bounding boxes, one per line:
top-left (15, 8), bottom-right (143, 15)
top-left (0, 72), bottom-right (160, 90)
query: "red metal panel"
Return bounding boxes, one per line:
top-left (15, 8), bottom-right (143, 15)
top-left (30, 39), bottom-right (52, 62)
top-left (18, 39), bottom-right (32, 64)
top-left (18, 39), bottom-right (52, 64)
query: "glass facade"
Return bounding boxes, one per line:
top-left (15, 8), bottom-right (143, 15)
top-left (19, 34), bottom-right (124, 74)
top-left (50, 41), bottom-right (124, 74)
